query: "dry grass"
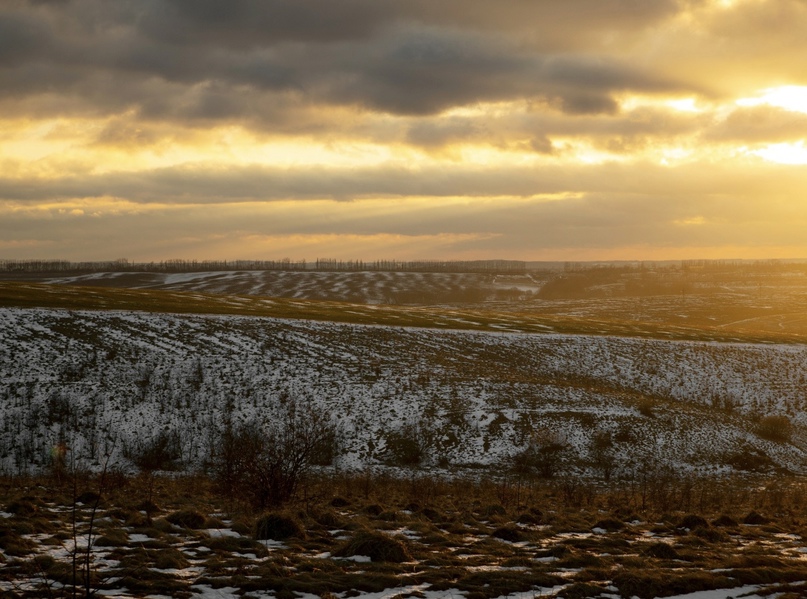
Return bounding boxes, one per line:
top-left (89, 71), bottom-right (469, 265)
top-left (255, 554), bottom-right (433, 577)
top-left (334, 530), bottom-right (412, 563)
top-left (3, 471), bottom-right (807, 598)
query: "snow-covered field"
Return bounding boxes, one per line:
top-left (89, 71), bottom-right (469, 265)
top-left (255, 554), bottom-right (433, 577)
top-left (1, 307), bottom-right (806, 476)
top-left (36, 270), bottom-right (536, 305)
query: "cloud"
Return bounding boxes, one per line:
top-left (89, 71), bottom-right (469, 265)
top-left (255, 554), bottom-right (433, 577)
top-left (0, 10), bottom-right (52, 67)
top-left (138, 0), bottom-right (393, 46)
top-left (644, 0), bottom-right (807, 98)
top-left (5, 0), bottom-right (802, 125)
top-left (2, 0), bottom-right (807, 262)
top-left (137, 0), bottom-right (685, 51)
top-left (0, 1), bottom-right (690, 121)
top-left (706, 106), bottom-right (807, 144)
top-left (1, 159), bottom-right (805, 206)
top-left (4, 186), bottom-right (807, 261)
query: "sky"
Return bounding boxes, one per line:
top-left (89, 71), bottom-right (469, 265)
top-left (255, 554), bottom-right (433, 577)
top-left (2, 0), bottom-right (807, 263)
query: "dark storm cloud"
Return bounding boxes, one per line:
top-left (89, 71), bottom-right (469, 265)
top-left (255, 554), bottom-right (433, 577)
top-left (0, 12), bottom-right (51, 66)
top-left (0, 0), bottom-right (688, 119)
top-left (321, 36), bottom-right (676, 115)
top-left (138, 0), bottom-right (393, 46)
top-left (134, 0), bottom-right (682, 49)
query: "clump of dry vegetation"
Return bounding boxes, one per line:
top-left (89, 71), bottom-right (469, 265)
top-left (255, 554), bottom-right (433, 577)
top-left (334, 530), bottom-right (412, 563)
top-left (255, 512), bottom-right (305, 541)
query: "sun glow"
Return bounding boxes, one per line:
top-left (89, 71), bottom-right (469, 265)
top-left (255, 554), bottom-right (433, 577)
top-left (674, 216), bottom-right (706, 226)
top-left (751, 141), bottom-right (807, 165)
top-left (665, 98), bottom-right (702, 113)
top-left (737, 86), bottom-right (807, 114)
top-left (659, 147), bottom-right (694, 166)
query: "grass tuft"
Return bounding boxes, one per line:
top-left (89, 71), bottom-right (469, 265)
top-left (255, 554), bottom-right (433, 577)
top-left (711, 514), bottom-right (738, 527)
top-left (643, 542), bottom-right (681, 560)
top-left (335, 530), bottom-right (412, 563)
top-left (490, 525), bottom-right (523, 543)
top-left (165, 509), bottom-right (206, 529)
top-left (593, 517), bottom-right (625, 531)
top-left (5, 500), bottom-right (38, 516)
top-left (255, 512), bottom-right (305, 541)
top-left (677, 514), bottom-right (709, 530)
top-left (744, 511), bottom-right (771, 525)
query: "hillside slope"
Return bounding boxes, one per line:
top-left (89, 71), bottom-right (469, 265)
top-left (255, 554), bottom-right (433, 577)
top-left (1, 307), bottom-right (805, 476)
top-left (7, 270), bottom-right (536, 304)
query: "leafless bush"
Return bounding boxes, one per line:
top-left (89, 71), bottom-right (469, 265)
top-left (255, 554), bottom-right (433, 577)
top-left (124, 430), bottom-right (182, 473)
top-left (212, 397), bottom-right (340, 509)
top-left (382, 419), bottom-right (434, 467)
top-left (590, 430), bottom-right (616, 481)
top-left (510, 428), bottom-right (568, 479)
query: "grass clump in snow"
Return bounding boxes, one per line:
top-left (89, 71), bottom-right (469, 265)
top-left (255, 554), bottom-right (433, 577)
top-left (677, 514), bottom-right (709, 530)
top-left (711, 514), bottom-right (739, 527)
top-left (744, 510), bottom-right (771, 525)
top-left (165, 508), bottom-right (207, 529)
top-left (203, 535), bottom-right (269, 556)
top-left (94, 526), bottom-right (129, 547)
top-left (255, 512), bottom-right (305, 540)
top-left (0, 525), bottom-right (37, 556)
top-left (613, 569), bottom-right (733, 599)
top-left (334, 530), bottom-right (412, 562)
top-left (490, 525), bottom-right (523, 542)
top-left (593, 517), bottom-right (625, 531)
top-left (643, 542), bottom-right (681, 560)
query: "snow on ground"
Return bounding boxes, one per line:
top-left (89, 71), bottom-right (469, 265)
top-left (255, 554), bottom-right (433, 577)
top-left (1, 307), bottom-right (806, 475)
top-left (35, 270), bottom-right (514, 304)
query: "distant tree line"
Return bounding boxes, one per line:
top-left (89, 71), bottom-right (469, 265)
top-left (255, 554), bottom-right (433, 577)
top-left (560, 259), bottom-right (807, 273)
top-left (314, 259), bottom-right (526, 273)
top-left (0, 258), bottom-right (309, 273)
top-left (0, 258), bottom-right (527, 274)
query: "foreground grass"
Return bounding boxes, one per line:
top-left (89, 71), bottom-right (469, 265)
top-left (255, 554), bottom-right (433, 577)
top-left (3, 471), bottom-right (807, 598)
top-left (2, 281), bottom-right (806, 344)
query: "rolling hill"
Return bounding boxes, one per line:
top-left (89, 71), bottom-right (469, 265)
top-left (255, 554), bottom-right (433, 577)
top-left (1, 303), bottom-right (805, 476)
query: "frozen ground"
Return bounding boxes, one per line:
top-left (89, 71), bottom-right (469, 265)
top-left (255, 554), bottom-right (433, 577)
top-left (3, 474), bottom-right (807, 599)
top-left (1, 307), bottom-right (805, 476)
top-left (34, 270), bottom-right (534, 305)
